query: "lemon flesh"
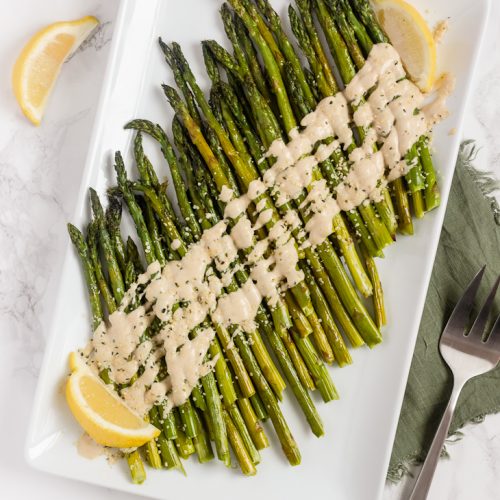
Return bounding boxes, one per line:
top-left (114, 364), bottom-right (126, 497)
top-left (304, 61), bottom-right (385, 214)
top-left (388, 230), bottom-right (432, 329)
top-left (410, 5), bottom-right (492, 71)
top-left (12, 16), bottom-right (99, 125)
top-left (65, 353), bottom-right (160, 448)
top-left (373, 0), bottom-right (437, 92)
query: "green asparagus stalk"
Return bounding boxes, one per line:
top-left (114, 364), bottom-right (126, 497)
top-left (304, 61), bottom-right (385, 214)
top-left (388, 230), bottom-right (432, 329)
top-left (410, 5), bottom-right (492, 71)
top-left (144, 415), bottom-right (163, 469)
top-left (89, 219), bottom-right (118, 310)
top-left (130, 178), bottom-right (301, 464)
top-left (222, 71), bottom-right (382, 349)
top-left (360, 244), bottom-right (386, 328)
top-left (233, 383), bottom-right (270, 449)
top-left (126, 235), bottom-right (144, 273)
top-left (68, 221), bottom-right (149, 482)
top-left (150, 406), bottom-right (186, 472)
top-left (343, 0), bottom-right (440, 214)
top-left (191, 408), bottom-right (215, 464)
top-left (105, 195), bottom-right (128, 276)
top-left (173, 410), bottom-right (196, 459)
top-left (249, 392), bottom-right (268, 421)
top-left (89, 189), bottom-right (125, 304)
top-left (67, 223), bottom-right (103, 330)
top-left (419, 137), bottom-right (441, 210)
top-left (113, 154), bottom-right (157, 266)
top-left (223, 410), bottom-right (257, 475)
top-left (126, 451), bottom-right (147, 484)
top-left (188, 147), bottom-right (325, 435)
top-left (163, 50), bottom-right (379, 349)
top-left (227, 403), bottom-right (261, 464)
top-left (113, 153), bottom-right (233, 467)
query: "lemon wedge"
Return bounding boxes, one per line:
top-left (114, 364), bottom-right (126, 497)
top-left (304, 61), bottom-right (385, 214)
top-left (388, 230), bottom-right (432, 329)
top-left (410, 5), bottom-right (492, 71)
top-left (12, 16), bottom-right (99, 125)
top-left (372, 0), bottom-right (436, 92)
top-left (65, 352), bottom-right (160, 448)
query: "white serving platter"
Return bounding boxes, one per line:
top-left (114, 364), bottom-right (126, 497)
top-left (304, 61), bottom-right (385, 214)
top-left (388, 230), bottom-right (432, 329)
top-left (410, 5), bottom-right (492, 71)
top-left (26, 1), bottom-right (490, 499)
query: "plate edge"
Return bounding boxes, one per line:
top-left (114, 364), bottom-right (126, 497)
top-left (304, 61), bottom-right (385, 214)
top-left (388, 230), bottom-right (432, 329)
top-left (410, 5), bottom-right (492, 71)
top-left (24, 0), bottom-right (136, 466)
top-left (374, 0), bottom-right (492, 497)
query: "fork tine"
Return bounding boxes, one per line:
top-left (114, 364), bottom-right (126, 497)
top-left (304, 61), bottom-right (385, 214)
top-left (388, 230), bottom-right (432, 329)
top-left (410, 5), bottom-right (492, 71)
top-left (486, 312), bottom-right (500, 348)
top-left (468, 274), bottom-right (500, 339)
top-left (441, 265), bottom-right (486, 340)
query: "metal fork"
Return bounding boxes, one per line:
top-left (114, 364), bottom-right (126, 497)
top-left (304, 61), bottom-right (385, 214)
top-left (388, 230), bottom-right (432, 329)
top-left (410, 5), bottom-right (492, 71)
top-left (409, 266), bottom-right (500, 500)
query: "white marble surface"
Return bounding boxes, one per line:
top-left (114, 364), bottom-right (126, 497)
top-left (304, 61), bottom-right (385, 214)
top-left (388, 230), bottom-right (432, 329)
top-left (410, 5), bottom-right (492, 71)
top-left (0, 1), bottom-right (499, 499)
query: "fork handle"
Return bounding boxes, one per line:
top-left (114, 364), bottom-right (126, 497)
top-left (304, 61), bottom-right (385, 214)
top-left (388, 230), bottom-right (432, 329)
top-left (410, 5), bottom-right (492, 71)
top-left (408, 380), bottom-right (464, 500)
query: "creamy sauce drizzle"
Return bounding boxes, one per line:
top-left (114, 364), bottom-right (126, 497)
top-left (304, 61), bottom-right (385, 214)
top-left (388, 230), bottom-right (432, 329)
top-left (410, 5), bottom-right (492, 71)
top-left (433, 20), bottom-right (449, 43)
top-left (77, 433), bottom-right (124, 463)
top-left (81, 43), bottom-right (452, 418)
top-left (261, 43), bottom-right (451, 243)
top-left (77, 433), bottom-right (105, 459)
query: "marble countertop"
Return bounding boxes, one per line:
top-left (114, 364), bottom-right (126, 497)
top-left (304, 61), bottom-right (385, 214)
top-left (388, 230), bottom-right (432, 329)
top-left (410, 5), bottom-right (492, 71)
top-left (1, 1), bottom-right (499, 499)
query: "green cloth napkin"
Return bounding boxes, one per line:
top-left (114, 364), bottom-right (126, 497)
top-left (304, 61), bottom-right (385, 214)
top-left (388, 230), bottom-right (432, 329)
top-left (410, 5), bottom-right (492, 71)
top-left (388, 141), bottom-right (500, 482)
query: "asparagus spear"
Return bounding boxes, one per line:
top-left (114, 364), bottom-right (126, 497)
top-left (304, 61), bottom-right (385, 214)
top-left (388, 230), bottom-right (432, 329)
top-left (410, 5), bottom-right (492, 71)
top-left (233, 381), bottom-right (270, 449)
top-left (185, 132), bottom-right (326, 436)
top-left (86, 221), bottom-right (117, 316)
top-left (227, 403), bottom-right (261, 464)
top-left (149, 406), bottom-right (186, 472)
top-left (127, 119), bottom-right (264, 403)
top-left (131, 177), bottom-right (302, 465)
top-left (223, 410), bottom-right (257, 475)
top-left (209, 60), bottom-right (383, 351)
top-left (165, 44), bottom-right (319, 324)
top-left (125, 185), bottom-right (270, 470)
top-left (164, 46), bottom-right (380, 349)
top-left (249, 392), bottom-right (268, 421)
top-left (325, 0), bottom-right (425, 221)
top-left (173, 410), bottom-right (196, 459)
top-left (144, 415), bottom-right (163, 469)
top-left (288, 1), bottom-right (387, 253)
top-left (126, 452), bottom-right (147, 484)
top-left (89, 189), bottom-right (125, 304)
top-left (360, 244), bottom-right (386, 328)
top-left (133, 179), bottom-right (300, 460)
top-left (105, 195), bottom-right (128, 276)
top-left (115, 153), bottom-right (234, 467)
top-left (191, 407), bottom-right (215, 464)
top-left (126, 235), bottom-right (144, 274)
top-left (343, 0), bottom-right (440, 213)
top-left (68, 222), bottom-right (148, 483)
top-left (67, 224), bottom-right (103, 331)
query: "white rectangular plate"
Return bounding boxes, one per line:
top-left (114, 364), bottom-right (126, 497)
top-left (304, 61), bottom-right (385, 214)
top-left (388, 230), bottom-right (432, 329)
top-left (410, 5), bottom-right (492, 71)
top-left (26, 1), bottom-right (490, 499)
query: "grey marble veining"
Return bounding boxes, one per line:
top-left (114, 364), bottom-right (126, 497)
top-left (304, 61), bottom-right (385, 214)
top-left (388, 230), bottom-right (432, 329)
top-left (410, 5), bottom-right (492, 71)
top-left (0, 1), bottom-right (498, 499)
